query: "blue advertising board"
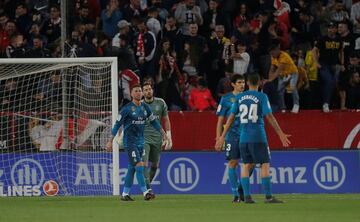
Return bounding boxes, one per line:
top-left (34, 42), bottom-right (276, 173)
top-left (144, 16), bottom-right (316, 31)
top-left (0, 151), bottom-right (359, 196)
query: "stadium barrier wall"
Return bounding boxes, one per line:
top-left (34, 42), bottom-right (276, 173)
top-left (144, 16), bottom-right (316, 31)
top-left (169, 110), bottom-right (360, 150)
top-left (0, 151), bottom-right (359, 196)
top-left (1, 110), bottom-right (359, 152)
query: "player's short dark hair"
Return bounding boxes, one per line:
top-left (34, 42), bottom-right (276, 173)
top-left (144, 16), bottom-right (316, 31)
top-left (142, 81), bottom-right (153, 89)
top-left (247, 73), bottom-right (260, 86)
top-left (130, 83), bottom-right (141, 91)
top-left (231, 74), bottom-right (244, 84)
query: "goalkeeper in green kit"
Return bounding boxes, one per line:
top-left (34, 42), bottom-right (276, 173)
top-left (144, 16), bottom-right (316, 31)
top-left (142, 82), bottom-right (172, 191)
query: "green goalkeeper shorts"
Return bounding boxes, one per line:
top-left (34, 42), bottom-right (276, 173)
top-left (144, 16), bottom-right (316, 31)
top-left (143, 142), bottom-right (162, 164)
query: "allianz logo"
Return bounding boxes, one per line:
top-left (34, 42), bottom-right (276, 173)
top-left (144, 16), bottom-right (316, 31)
top-left (313, 156), bottom-right (346, 190)
top-left (221, 156), bottom-right (346, 190)
top-left (10, 158), bottom-right (44, 186)
top-left (167, 158), bottom-right (200, 192)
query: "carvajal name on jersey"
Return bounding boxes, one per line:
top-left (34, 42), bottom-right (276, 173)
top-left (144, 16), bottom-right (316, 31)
top-left (239, 95), bottom-right (259, 103)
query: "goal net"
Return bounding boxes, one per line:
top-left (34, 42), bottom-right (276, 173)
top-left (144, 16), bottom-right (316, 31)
top-left (0, 58), bottom-right (120, 196)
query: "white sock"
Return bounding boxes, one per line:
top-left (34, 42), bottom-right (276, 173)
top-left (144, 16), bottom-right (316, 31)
top-left (143, 189), bottom-right (151, 196)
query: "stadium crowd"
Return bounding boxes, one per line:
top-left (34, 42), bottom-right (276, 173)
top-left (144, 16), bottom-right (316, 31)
top-left (0, 0), bottom-right (360, 112)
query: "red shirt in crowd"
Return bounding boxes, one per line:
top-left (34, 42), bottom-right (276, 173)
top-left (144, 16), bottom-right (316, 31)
top-left (0, 29), bottom-right (9, 55)
top-left (188, 87), bottom-right (217, 111)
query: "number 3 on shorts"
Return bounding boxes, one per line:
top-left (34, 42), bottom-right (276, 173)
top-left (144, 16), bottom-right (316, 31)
top-left (226, 144), bottom-right (231, 151)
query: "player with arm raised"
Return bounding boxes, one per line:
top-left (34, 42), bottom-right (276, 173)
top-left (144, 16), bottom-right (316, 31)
top-left (143, 82), bottom-right (172, 191)
top-left (216, 73), bottom-right (291, 204)
top-left (106, 84), bottom-right (166, 201)
top-left (216, 74), bottom-right (251, 203)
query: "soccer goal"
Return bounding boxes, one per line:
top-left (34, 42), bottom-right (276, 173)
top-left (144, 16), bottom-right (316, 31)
top-left (0, 57), bottom-right (121, 196)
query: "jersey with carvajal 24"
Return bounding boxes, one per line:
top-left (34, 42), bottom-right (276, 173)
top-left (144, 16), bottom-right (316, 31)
top-left (231, 90), bottom-right (272, 143)
top-left (144, 97), bottom-right (168, 144)
top-left (111, 101), bottom-right (161, 148)
top-left (216, 92), bottom-right (241, 140)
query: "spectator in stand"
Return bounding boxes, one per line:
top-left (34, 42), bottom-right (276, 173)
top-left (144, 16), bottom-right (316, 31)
top-left (329, 0), bottom-right (349, 23)
top-left (101, 0), bottom-right (122, 38)
top-left (146, 7), bottom-right (162, 39)
top-left (219, 0), bottom-right (238, 36)
top-left (175, 0), bottom-right (203, 36)
top-left (304, 44), bottom-right (321, 109)
top-left (150, 0), bottom-right (168, 24)
top-left (41, 5), bottom-right (61, 44)
top-left (25, 35), bottom-right (52, 58)
top-left (314, 21), bottom-right (343, 113)
top-left (14, 3), bottom-right (32, 38)
top-left (154, 37), bottom-right (178, 84)
top-left (64, 27), bottom-right (97, 57)
top-left (339, 52), bottom-right (359, 110)
top-left (74, 0), bottom-right (101, 28)
top-left (74, 23), bottom-right (86, 43)
top-left (257, 16), bottom-right (278, 79)
top-left (249, 10), bottom-right (270, 35)
top-left (6, 33), bottom-right (26, 58)
top-left (117, 34), bottom-right (138, 71)
top-left (112, 20), bottom-right (131, 48)
top-left (135, 16), bottom-right (157, 78)
top-left (291, 9), bottom-right (321, 52)
top-left (80, 77), bottom-right (112, 112)
top-left (188, 77), bottom-right (217, 112)
top-left (0, 19), bottom-right (16, 58)
top-left (83, 19), bottom-right (97, 44)
top-left (201, 0), bottom-right (225, 38)
top-left (347, 71), bottom-right (360, 109)
top-left (179, 23), bottom-right (207, 77)
top-left (74, 5), bottom-right (92, 27)
top-left (351, 0), bottom-right (360, 34)
top-left (338, 20), bottom-right (356, 68)
top-left (30, 9), bottom-right (46, 28)
top-left (122, 0), bottom-right (146, 22)
top-left (28, 23), bottom-right (47, 48)
top-left (269, 43), bottom-right (300, 113)
top-left (0, 12), bottom-right (9, 57)
top-left (216, 66), bottom-right (233, 99)
top-left (231, 21), bottom-right (251, 49)
top-left (231, 40), bottom-right (250, 76)
top-left (273, 1), bottom-right (291, 31)
top-left (34, 71), bottom-right (62, 111)
top-left (154, 38), bottom-right (184, 110)
top-left (0, 78), bottom-right (17, 111)
top-left (207, 24), bottom-right (229, 96)
top-left (163, 14), bottom-right (180, 51)
top-left (233, 3), bottom-right (250, 31)
top-left (274, 8), bottom-right (291, 50)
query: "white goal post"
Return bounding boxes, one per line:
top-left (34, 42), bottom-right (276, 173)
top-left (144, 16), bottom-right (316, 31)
top-left (0, 57), bottom-right (120, 196)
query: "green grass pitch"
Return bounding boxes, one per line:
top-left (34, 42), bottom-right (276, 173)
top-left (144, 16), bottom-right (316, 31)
top-left (1, 194), bottom-right (359, 222)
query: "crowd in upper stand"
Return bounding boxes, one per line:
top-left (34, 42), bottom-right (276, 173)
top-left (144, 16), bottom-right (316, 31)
top-left (0, 0), bottom-right (359, 112)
